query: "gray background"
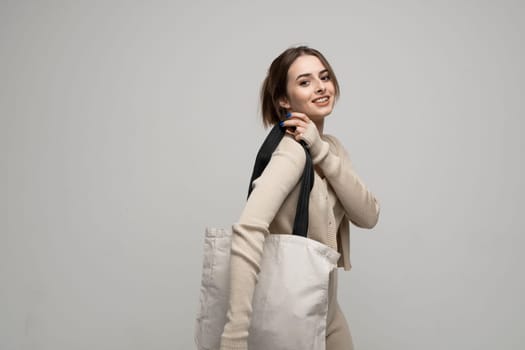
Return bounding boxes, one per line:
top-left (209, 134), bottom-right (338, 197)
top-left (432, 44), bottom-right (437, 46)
top-left (2, 1), bottom-right (524, 349)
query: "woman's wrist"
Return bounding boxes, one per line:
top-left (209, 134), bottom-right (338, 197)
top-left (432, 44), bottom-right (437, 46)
top-left (301, 125), bottom-right (330, 164)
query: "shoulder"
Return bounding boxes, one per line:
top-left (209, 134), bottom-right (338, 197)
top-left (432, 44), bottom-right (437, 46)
top-left (251, 133), bottom-right (306, 190)
top-left (273, 133), bottom-right (307, 168)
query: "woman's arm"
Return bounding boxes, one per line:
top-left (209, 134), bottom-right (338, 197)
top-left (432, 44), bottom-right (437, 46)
top-left (319, 134), bottom-right (380, 229)
top-left (297, 122), bottom-right (380, 229)
top-left (220, 136), bottom-right (306, 350)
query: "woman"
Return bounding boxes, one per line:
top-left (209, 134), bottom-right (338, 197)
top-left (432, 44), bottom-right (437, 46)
top-left (219, 45), bottom-right (380, 350)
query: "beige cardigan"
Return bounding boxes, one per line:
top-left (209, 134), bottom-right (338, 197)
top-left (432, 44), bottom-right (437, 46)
top-left (220, 131), bottom-right (380, 350)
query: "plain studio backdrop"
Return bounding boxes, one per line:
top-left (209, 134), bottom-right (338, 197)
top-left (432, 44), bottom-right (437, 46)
top-left (1, 1), bottom-right (524, 349)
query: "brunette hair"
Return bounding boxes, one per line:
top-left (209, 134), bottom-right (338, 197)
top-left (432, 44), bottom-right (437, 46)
top-left (260, 45), bottom-right (340, 128)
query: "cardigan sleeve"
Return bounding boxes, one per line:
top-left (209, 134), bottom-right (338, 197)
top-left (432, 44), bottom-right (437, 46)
top-left (316, 134), bottom-right (380, 229)
top-left (219, 135), bottom-right (306, 350)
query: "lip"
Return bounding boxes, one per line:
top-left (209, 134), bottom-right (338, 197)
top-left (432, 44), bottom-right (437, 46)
top-left (312, 95), bottom-right (331, 104)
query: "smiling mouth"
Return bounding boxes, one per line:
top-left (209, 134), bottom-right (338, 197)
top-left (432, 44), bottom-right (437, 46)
top-left (312, 96), bottom-right (330, 103)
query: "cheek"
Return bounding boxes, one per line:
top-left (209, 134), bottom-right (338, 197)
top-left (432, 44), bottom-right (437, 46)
top-left (289, 90), bottom-right (311, 107)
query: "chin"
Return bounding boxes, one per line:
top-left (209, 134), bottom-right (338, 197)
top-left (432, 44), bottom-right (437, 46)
top-left (311, 109), bottom-right (333, 119)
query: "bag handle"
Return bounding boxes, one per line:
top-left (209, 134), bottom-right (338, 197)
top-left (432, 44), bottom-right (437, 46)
top-left (247, 124), bottom-right (314, 237)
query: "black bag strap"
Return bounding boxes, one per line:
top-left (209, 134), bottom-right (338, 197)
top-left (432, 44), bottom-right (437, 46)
top-left (247, 124), bottom-right (314, 237)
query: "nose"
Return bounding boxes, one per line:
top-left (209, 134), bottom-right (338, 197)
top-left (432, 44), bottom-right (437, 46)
top-left (315, 80), bottom-right (326, 94)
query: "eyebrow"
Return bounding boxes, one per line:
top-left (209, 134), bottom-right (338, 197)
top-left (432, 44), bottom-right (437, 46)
top-left (295, 69), bottom-right (329, 81)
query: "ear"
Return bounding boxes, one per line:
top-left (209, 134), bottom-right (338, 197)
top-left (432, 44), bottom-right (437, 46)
top-left (278, 96), bottom-right (291, 109)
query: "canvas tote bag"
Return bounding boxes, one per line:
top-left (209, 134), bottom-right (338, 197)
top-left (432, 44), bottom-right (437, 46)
top-left (195, 125), bottom-right (341, 350)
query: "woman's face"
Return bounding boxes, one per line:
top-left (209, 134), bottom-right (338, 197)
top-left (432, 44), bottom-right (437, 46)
top-left (279, 55), bottom-right (336, 121)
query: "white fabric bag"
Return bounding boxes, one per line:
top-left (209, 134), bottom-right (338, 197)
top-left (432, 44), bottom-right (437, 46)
top-left (194, 125), bottom-right (340, 350)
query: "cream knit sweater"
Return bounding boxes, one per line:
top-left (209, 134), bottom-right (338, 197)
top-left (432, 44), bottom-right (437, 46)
top-left (219, 127), bottom-right (380, 350)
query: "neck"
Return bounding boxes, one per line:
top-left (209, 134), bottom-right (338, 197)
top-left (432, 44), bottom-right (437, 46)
top-left (314, 119), bottom-right (324, 135)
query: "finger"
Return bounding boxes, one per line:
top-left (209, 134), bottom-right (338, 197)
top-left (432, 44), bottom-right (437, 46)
top-left (287, 111), bottom-right (310, 120)
top-left (288, 111), bottom-right (307, 118)
top-left (296, 122), bottom-right (309, 132)
top-left (286, 119), bottom-right (310, 128)
top-left (295, 128), bottom-right (307, 137)
top-left (288, 114), bottom-right (309, 123)
top-left (280, 119), bottom-right (303, 129)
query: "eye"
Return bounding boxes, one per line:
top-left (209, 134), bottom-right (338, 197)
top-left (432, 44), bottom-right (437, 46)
top-left (321, 74), bottom-right (331, 81)
top-left (299, 80), bottom-right (310, 87)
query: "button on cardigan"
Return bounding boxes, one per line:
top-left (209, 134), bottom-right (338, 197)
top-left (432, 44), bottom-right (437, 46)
top-left (220, 132), bottom-right (380, 350)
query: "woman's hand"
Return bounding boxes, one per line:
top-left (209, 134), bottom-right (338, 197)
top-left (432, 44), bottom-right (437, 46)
top-left (279, 112), bottom-right (320, 144)
top-left (279, 112), bottom-right (329, 164)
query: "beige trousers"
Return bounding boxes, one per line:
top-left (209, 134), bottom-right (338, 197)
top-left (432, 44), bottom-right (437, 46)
top-left (326, 269), bottom-right (354, 350)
